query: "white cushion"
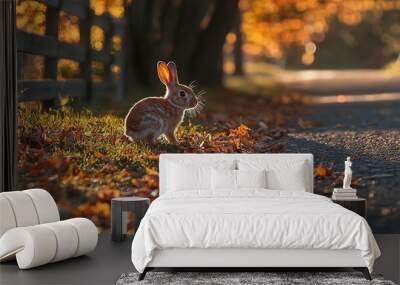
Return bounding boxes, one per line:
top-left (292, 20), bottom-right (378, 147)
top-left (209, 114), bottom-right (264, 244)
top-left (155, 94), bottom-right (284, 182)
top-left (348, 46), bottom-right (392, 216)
top-left (42, 221), bottom-right (79, 262)
top-left (65, 218), bottom-right (98, 257)
top-left (211, 168), bottom-right (236, 190)
top-left (167, 160), bottom-right (235, 191)
top-left (0, 191), bottom-right (39, 227)
top-left (168, 162), bottom-right (211, 191)
top-left (211, 169), bottom-right (267, 191)
top-left (0, 226), bottom-right (57, 268)
top-left (0, 196), bottom-right (17, 237)
top-left (24, 189), bottom-right (60, 224)
top-left (238, 159), bottom-right (307, 191)
top-left (237, 169), bottom-right (267, 189)
top-left (0, 189), bottom-right (60, 236)
top-left (0, 189), bottom-right (98, 269)
top-left (0, 218), bottom-right (98, 269)
top-left (159, 154), bottom-right (313, 194)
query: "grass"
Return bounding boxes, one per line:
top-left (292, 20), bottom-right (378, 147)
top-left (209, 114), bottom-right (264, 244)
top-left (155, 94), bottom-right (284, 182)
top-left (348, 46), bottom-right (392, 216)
top-left (18, 104), bottom-right (173, 172)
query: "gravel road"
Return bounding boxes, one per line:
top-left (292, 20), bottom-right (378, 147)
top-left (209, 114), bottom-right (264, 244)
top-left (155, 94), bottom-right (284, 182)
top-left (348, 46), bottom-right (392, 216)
top-left (282, 99), bottom-right (400, 233)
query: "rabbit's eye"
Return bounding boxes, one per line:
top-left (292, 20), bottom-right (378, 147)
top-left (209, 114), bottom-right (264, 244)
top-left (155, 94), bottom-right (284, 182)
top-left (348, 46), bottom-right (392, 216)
top-left (179, 91), bottom-right (186, 97)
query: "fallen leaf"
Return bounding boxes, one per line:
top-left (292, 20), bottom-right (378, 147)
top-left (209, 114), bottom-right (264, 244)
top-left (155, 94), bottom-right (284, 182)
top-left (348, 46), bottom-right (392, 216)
top-left (314, 164), bottom-right (332, 178)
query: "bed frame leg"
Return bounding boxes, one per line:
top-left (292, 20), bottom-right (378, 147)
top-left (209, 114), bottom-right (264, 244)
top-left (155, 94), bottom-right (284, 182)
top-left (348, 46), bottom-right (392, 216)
top-left (354, 267), bottom-right (371, 280)
top-left (138, 268), bottom-right (148, 281)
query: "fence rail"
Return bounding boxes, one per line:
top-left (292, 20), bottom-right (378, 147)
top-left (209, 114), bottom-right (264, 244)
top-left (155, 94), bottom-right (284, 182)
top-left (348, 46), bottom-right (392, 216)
top-left (16, 0), bottom-right (127, 104)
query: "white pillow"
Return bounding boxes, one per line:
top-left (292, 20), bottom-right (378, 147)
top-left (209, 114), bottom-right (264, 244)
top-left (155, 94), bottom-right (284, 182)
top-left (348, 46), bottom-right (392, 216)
top-left (211, 168), bottom-right (236, 190)
top-left (167, 159), bottom-right (236, 192)
top-left (238, 159), bottom-right (307, 191)
top-left (211, 169), bottom-right (267, 190)
top-left (168, 162), bottom-right (211, 191)
top-left (236, 169), bottom-right (267, 189)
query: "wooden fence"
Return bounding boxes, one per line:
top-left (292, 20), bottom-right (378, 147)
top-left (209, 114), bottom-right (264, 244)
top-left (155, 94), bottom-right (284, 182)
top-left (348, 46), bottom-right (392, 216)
top-left (16, 0), bottom-right (127, 104)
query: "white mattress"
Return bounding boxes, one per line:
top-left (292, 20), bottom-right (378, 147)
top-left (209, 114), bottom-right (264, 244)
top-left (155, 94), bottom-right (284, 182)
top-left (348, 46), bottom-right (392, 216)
top-left (131, 190), bottom-right (380, 273)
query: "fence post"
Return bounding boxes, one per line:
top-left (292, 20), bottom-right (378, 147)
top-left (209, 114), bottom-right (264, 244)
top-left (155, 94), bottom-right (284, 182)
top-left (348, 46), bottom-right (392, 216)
top-left (80, 0), bottom-right (92, 102)
top-left (43, 1), bottom-right (60, 109)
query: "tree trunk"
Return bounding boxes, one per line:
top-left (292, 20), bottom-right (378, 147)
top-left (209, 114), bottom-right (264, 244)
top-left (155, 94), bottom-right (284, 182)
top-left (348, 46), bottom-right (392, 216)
top-left (190, 0), bottom-right (239, 86)
top-left (171, 0), bottom-right (212, 83)
top-left (233, 10), bottom-right (244, 76)
top-left (128, 0), bottom-right (239, 89)
top-left (129, 0), bottom-right (171, 87)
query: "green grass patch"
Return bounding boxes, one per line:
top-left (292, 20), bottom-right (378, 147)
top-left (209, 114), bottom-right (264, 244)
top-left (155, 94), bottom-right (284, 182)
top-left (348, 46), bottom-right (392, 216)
top-left (18, 104), bottom-right (185, 173)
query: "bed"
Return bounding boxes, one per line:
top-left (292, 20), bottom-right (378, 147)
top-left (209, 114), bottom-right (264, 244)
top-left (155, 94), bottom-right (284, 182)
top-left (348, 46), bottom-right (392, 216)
top-left (131, 153), bottom-right (380, 280)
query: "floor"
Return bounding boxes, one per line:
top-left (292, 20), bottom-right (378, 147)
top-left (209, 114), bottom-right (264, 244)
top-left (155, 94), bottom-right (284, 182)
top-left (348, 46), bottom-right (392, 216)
top-left (0, 235), bottom-right (134, 285)
top-left (1, 234), bottom-right (399, 285)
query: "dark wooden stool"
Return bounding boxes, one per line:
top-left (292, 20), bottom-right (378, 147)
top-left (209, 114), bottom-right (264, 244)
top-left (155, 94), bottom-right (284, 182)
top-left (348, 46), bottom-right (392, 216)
top-left (111, 197), bottom-right (150, 241)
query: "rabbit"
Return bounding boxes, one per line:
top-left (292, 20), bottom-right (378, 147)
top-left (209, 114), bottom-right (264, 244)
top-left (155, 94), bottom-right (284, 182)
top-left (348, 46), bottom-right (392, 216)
top-left (124, 61), bottom-right (199, 144)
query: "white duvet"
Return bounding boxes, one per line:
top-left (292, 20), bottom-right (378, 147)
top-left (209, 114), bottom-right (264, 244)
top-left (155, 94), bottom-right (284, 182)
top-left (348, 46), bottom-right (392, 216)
top-left (131, 190), bottom-right (380, 273)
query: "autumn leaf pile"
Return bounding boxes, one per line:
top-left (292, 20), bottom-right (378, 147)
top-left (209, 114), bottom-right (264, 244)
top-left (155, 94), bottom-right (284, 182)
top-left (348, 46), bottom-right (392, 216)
top-left (17, 91), bottom-right (303, 230)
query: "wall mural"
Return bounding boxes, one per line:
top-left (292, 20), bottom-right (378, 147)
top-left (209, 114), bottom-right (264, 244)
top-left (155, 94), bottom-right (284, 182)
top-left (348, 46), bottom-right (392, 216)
top-left (17, 0), bottom-right (400, 233)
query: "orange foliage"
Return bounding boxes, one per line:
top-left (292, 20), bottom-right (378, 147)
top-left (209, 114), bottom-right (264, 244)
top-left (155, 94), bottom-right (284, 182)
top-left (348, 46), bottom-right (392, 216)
top-left (314, 164), bottom-right (332, 178)
top-left (229, 123), bottom-right (251, 137)
top-left (57, 59), bottom-right (80, 80)
top-left (90, 0), bottom-right (125, 18)
top-left (241, 0), bottom-right (400, 59)
top-left (16, 0), bottom-right (46, 35)
top-left (58, 11), bottom-right (80, 44)
top-left (91, 25), bottom-right (105, 51)
top-left (112, 35), bottom-right (122, 53)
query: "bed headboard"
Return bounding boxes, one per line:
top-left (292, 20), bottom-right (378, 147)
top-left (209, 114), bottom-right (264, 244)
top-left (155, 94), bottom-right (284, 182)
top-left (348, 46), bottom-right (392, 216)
top-left (159, 153), bottom-right (314, 195)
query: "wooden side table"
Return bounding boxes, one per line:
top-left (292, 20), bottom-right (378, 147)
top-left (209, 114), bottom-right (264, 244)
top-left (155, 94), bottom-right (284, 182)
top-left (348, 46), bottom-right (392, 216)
top-left (111, 197), bottom-right (150, 241)
top-left (332, 198), bottom-right (367, 218)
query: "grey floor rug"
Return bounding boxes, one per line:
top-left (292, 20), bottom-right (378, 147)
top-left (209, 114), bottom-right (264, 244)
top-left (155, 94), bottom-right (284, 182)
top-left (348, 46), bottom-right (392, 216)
top-left (116, 272), bottom-right (395, 285)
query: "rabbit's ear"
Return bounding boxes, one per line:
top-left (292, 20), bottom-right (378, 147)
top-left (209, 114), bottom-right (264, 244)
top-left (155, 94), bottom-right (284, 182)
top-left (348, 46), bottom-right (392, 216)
top-left (167, 61), bottom-right (179, 85)
top-left (157, 61), bottom-right (172, 86)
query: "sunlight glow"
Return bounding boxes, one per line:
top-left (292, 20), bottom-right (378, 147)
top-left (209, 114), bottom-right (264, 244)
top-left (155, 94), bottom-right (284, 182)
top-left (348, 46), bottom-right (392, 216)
top-left (336, 95), bottom-right (347, 103)
top-left (309, 93), bottom-right (400, 104)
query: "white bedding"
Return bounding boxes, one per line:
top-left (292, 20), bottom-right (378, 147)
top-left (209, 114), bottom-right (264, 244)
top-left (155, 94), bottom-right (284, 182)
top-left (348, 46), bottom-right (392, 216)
top-left (131, 190), bottom-right (380, 273)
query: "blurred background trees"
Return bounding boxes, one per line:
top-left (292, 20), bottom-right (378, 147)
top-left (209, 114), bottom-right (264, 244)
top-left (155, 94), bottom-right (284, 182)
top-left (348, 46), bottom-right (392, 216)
top-left (16, 0), bottom-right (400, 91)
top-left (240, 0), bottom-right (400, 69)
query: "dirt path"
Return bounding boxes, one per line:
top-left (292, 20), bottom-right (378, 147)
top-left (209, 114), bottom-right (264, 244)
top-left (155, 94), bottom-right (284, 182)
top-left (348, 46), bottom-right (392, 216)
top-left (277, 69), bottom-right (400, 95)
top-left (270, 69), bottom-right (400, 233)
top-left (278, 97), bottom-right (400, 233)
